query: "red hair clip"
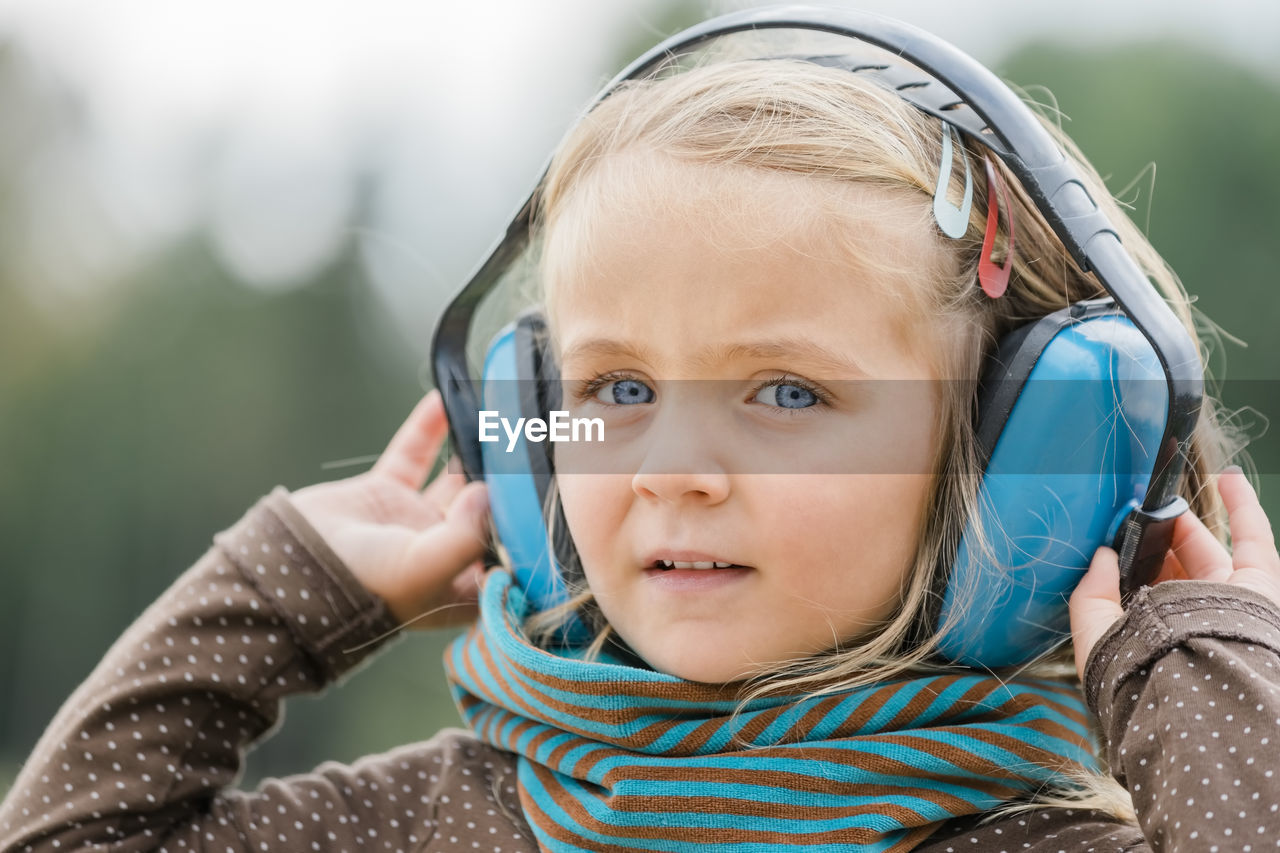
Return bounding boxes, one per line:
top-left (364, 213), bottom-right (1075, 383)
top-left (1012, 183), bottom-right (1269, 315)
top-left (979, 156), bottom-right (1015, 298)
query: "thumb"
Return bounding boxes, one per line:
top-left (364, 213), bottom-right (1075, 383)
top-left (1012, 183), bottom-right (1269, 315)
top-left (1069, 546), bottom-right (1126, 682)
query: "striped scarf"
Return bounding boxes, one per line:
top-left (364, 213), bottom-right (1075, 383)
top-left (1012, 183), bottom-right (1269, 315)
top-left (445, 569), bottom-right (1098, 852)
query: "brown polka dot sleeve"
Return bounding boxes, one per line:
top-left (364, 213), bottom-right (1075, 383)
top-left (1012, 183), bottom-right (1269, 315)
top-left (1081, 580), bottom-right (1280, 852)
top-left (5, 490), bottom-right (1280, 852)
top-left (911, 581), bottom-right (1280, 852)
top-left (0, 487), bottom-right (535, 852)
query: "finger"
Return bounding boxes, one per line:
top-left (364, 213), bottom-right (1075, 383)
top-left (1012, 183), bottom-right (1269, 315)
top-left (406, 482), bottom-right (491, 587)
top-left (1152, 547), bottom-right (1188, 584)
top-left (450, 560), bottom-right (486, 602)
top-left (1069, 546), bottom-right (1126, 681)
top-left (1170, 508), bottom-right (1233, 583)
top-left (408, 562), bottom-right (484, 630)
top-left (423, 467), bottom-right (467, 512)
top-left (446, 561), bottom-right (486, 616)
top-left (1218, 467), bottom-right (1280, 574)
top-left (372, 390), bottom-right (449, 490)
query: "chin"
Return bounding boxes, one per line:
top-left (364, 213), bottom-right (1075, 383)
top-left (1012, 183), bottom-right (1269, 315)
top-left (643, 650), bottom-right (758, 685)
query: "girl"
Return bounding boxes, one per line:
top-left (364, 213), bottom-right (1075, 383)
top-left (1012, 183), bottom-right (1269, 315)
top-left (3, 10), bottom-right (1279, 853)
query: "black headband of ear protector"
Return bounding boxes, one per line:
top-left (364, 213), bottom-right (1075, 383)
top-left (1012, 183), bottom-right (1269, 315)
top-left (430, 4), bottom-right (1203, 594)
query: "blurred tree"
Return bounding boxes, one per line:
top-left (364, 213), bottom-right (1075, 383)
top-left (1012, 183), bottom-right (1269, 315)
top-left (999, 41), bottom-right (1280, 485)
top-left (2, 22), bottom-right (1278, 800)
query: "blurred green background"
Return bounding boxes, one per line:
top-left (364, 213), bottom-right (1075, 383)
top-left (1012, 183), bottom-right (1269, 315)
top-left (2, 0), bottom-right (1277, 798)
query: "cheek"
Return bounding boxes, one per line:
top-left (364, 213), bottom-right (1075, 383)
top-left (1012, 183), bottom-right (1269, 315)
top-left (556, 473), bottom-right (630, 568)
top-left (765, 475), bottom-right (933, 590)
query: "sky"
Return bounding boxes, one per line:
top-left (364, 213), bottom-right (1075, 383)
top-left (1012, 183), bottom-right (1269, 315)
top-left (0, 0), bottom-right (1275, 351)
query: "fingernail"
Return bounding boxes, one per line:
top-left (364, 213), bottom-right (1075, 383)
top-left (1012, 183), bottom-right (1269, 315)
top-left (1224, 464), bottom-right (1243, 475)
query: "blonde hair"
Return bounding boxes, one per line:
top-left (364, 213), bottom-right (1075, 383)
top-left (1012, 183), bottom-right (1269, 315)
top-left (520, 55), bottom-right (1241, 824)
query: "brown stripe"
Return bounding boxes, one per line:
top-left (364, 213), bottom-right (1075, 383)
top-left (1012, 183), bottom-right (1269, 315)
top-left (883, 676), bottom-right (1088, 734)
top-left (794, 693), bottom-right (851, 737)
top-left (503, 651), bottom-right (735, 723)
top-left (531, 728), bottom-right (572, 764)
top-left (1009, 716), bottom-right (1093, 758)
top-left (996, 685), bottom-right (1092, 731)
top-left (610, 790), bottom-right (946, 823)
top-left (518, 785), bottom-right (607, 850)
top-left (741, 738), bottom-right (1039, 795)
top-left (670, 714), bottom-right (730, 754)
top-left (521, 788), bottom-right (937, 853)
top-left (728, 690), bottom-right (854, 748)
top-left (662, 681), bottom-right (916, 758)
top-left (1023, 676), bottom-right (1088, 703)
top-left (929, 723), bottom-right (1089, 771)
top-left (568, 676), bottom-right (944, 773)
top-left (468, 630), bottom-right (719, 752)
top-left (545, 730), bottom-right (597, 770)
top-left (891, 823), bottom-right (945, 853)
top-left (525, 762), bottom-right (948, 847)
top-left (495, 584), bottom-right (739, 704)
top-left (877, 675), bottom-right (977, 731)
top-left (500, 717), bottom-right (546, 753)
top-left (833, 725), bottom-right (1085, 782)
top-left (465, 638), bottom-right (629, 765)
top-left (466, 626), bottom-right (619, 739)
top-left (818, 677), bottom-right (947, 737)
top-left (597, 757), bottom-right (1022, 806)
top-left (454, 691), bottom-right (481, 715)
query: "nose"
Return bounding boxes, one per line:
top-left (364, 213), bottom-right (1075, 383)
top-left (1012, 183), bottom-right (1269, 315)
top-left (632, 469), bottom-right (731, 504)
top-left (630, 420), bottom-right (731, 505)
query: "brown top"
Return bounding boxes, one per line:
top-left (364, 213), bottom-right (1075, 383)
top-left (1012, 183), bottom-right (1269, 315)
top-left (3, 487), bottom-right (1280, 852)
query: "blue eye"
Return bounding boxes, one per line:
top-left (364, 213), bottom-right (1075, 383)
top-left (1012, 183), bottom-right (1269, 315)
top-left (754, 381), bottom-right (818, 409)
top-left (595, 378), bottom-right (655, 405)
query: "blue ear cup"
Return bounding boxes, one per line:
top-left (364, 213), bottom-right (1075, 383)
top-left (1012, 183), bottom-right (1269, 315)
top-left (478, 316), bottom-right (567, 612)
top-left (934, 300), bottom-right (1168, 667)
top-left (478, 312), bottom-right (592, 648)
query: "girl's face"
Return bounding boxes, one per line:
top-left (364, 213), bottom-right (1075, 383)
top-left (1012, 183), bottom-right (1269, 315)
top-left (551, 156), bottom-right (945, 684)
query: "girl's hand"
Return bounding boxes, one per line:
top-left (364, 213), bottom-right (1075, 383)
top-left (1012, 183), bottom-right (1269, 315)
top-left (289, 390), bottom-right (490, 630)
top-left (1069, 467), bottom-right (1280, 681)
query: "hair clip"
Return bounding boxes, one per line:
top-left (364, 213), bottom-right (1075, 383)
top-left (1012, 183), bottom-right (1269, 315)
top-left (932, 123), bottom-right (973, 239)
top-left (978, 156), bottom-right (1015, 298)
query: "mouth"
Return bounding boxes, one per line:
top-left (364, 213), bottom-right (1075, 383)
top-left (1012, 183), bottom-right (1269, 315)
top-left (641, 554), bottom-right (753, 591)
top-left (649, 559), bottom-right (749, 571)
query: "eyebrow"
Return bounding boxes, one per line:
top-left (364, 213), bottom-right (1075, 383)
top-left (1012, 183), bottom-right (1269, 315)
top-left (558, 337), bottom-right (869, 379)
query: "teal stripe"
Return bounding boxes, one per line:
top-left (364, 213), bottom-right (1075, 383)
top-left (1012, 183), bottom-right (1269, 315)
top-left (474, 632), bottom-right (718, 744)
top-left (865, 728), bottom-right (1094, 778)
top-left (568, 778), bottom-right (952, 833)
top-left (487, 575), bottom-right (673, 686)
top-left (608, 776), bottom-right (993, 816)
top-left (520, 760), bottom-right (906, 853)
top-left (753, 696), bottom-right (826, 744)
top-left (591, 735), bottom-right (1082, 802)
top-left (529, 722), bottom-right (588, 763)
top-left (575, 748), bottom-right (1020, 799)
top-left (986, 693), bottom-right (1094, 743)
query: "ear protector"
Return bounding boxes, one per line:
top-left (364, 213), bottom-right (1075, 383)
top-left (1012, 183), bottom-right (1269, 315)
top-left (431, 7), bottom-right (1203, 668)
